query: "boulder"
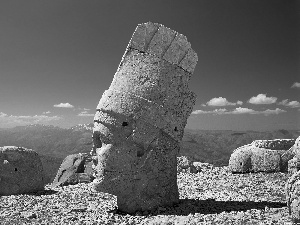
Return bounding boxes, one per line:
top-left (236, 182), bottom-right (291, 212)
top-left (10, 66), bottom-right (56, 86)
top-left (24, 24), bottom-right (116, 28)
top-left (52, 153), bottom-right (94, 187)
top-left (92, 22), bottom-right (197, 213)
top-left (228, 139), bottom-right (295, 173)
top-left (177, 156), bottom-right (201, 174)
top-left (0, 146), bottom-right (44, 195)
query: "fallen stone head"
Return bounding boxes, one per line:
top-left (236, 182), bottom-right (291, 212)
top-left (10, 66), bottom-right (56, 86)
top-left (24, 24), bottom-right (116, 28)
top-left (0, 146), bottom-right (44, 195)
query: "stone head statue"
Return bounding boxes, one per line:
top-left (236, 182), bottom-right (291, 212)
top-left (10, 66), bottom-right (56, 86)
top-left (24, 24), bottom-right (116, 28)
top-left (92, 22), bottom-right (197, 213)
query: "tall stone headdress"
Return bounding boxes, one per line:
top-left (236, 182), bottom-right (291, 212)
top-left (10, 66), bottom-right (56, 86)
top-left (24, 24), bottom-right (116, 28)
top-left (92, 22), bottom-right (198, 213)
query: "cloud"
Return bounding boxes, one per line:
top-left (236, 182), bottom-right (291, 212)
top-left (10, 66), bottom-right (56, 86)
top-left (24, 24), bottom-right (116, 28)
top-left (192, 109), bottom-right (228, 115)
top-left (42, 111), bottom-right (51, 114)
top-left (83, 108), bottom-right (90, 111)
top-left (78, 111), bottom-right (94, 117)
top-left (278, 99), bottom-right (300, 108)
top-left (205, 97), bottom-right (243, 106)
top-left (53, 103), bottom-right (74, 108)
top-left (0, 112), bottom-right (8, 117)
top-left (248, 94), bottom-right (277, 104)
top-left (192, 107), bottom-right (286, 116)
top-left (0, 113), bottom-right (61, 128)
top-left (291, 82), bottom-right (300, 88)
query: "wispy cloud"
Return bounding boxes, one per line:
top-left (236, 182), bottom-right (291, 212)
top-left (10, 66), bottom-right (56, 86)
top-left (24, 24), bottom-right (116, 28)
top-left (0, 112), bottom-right (8, 117)
top-left (0, 112), bottom-right (61, 128)
top-left (78, 111), bottom-right (94, 117)
top-left (192, 107), bottom-right (286, 116)
top-left (248, 94), bottom-right (277, 104)
top-left (278, 99), bottom-right (300, 108)
top-left (291, 82), bottom-right (300, 88)
top-left (205, 97), bottom-right (243, 106)
top-left (83, 108), bottom-right (90, 111)
top-left (53, 103), bottom-right (74, 108)
top-left (42, 111), bottom-right (51, 114)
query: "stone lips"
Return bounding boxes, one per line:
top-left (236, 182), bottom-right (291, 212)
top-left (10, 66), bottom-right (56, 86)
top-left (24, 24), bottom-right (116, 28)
top-left (229, 139), bottom-right (296, 173)
top-left (0, 146), bottom-right (44, 195)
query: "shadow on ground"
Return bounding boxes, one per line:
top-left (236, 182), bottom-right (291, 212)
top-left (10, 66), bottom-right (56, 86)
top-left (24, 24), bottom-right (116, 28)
top-left (27, 189), bottom-right (58, 196)
top-left (113, 199), bottom-right (287, 216)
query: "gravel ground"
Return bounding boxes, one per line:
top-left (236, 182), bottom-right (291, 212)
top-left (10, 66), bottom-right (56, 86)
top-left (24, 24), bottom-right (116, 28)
top-left (0, 165), bottom-right (294, 224)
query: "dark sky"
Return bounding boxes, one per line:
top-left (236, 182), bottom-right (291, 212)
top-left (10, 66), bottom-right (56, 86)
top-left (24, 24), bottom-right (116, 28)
top-left (0, 0), bottom-right (299, 130)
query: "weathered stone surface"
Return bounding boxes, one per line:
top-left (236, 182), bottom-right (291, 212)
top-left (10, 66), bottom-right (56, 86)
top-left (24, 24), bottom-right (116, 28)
top-left (177, 156), bottom-right (201, 174)
top-left (0, 146), bottom-right (44, 195)
top-left (288, 157), bottom-right (300, 176)
top-left (287, 137), bottom-right (300, 175)
top-left (52, 153), bottom-right (94, 187)
top-left (92, 22), bottom-right (197, 213)
top-left (252, 139), bottom-right (295, 150)
top-left (228, 139), bottom-right (295, 173)
top-left (286, 170), bottom-right (300, 222)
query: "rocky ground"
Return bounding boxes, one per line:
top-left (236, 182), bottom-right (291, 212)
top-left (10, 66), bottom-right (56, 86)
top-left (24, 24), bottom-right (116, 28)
top-left (0, 165), bottom-right (294, 224)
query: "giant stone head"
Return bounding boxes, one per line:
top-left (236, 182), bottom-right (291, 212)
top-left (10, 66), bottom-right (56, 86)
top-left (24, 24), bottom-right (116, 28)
top-left (92, 22), bottom-right (197, 213)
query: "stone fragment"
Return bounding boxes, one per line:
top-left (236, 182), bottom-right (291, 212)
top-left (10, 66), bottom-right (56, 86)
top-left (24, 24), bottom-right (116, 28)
top-left (0, 146), bottom-right (44, 195)
top-left (177, 156), bottom-right (200, 173)
top-left (228, 139), bottom-right (295, 173)
top-left (92, 22), bottom-right (197, 213)
top-left (52, 153), bottom-right (94, 187)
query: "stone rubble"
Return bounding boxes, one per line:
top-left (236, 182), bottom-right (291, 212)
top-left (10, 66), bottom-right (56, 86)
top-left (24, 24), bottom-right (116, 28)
top-left (0, 165), bottom-right (293, 224)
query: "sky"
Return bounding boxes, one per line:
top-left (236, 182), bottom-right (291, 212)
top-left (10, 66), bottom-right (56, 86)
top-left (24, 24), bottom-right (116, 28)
top-left (0, 0), bottom-right (299, 131)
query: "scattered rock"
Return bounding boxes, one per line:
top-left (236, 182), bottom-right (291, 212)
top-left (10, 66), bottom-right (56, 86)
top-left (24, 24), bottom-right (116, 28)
top-left (0, 146), bottom-right (44, 195)
top-left (92, 22), bottom-right (197, 213)
top-left (52, 153), bottom-right (94, 187)
top-left (177, 156), bottom-right (201, 174)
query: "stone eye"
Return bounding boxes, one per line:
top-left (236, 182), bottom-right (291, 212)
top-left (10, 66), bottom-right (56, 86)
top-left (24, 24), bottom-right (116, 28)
top-left (174, 127), bottom-right (178, 131)
top-left (122, 122), bottom-right (128, 127)
top-left (15, 168), bottom-right (18, 172)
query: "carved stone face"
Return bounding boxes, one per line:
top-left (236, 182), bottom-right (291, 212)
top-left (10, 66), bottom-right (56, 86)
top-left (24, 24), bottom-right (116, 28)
top-left (93, 109), bottom-right (179, 213)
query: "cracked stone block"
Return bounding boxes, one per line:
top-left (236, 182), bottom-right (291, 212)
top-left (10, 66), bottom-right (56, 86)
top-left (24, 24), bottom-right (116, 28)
top-left (92, 22), bottom-right (197, 213)
top-left (129, 22), bottom-right (159, 52)
top-left (229, 139), bottom-right (296, 173)
top-left (0, 146), bottom-right (44, 195)
top-left (148, 25), bottom-right (177, 58)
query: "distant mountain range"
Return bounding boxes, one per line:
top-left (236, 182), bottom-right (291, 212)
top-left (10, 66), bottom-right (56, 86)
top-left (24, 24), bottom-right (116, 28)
top-left (0, 123), bottom-right (298, 184)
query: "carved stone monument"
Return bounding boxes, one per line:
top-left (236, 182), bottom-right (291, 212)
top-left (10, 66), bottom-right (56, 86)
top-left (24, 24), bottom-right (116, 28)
top-left (92, 22), bottom-right (197, 213)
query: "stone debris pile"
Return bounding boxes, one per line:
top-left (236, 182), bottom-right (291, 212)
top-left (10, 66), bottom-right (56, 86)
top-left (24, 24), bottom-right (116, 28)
top-left (0, 146), bottom-right (44, 195)
top-left (92, 21), bottom-right (198, 213)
